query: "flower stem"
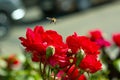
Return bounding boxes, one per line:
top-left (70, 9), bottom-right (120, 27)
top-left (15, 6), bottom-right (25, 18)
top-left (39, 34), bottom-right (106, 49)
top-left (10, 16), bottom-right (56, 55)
top-left (53, 73), bottom-right (56, 80)
top-left (39, 61), bottom-right (45, 80)
top-left (39, 61), bottom-right (42, 74)
top-left (48, 66), bottom-right (51, 80)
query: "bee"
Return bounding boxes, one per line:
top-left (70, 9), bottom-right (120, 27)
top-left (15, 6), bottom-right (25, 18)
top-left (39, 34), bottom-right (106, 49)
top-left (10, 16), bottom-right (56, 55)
top-left (46, 17), bottom-right (57, 24)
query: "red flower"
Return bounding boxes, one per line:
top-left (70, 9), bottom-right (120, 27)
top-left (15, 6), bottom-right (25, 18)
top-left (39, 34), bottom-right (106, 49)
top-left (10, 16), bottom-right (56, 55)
top-left (65, 65), bottom-right (86, 80)
top-left (113, 33), bottom-right (120, 47)
top-left (66, 32), bottom-right (81, 53)
top-left (19, 26), bottom-right (103, 79)
top-left (19, 26), bottom-right (45, 52)
top-left (42, 30), bottom-right (63, 45)
top-left (19, 26), bottom-right (47, 62)
top-left (48, 44), bottom-right (70, 68)
top-left (66, 33), bottom-right (100, 56)
top-left (19, 26), bottom-right (68, 65)
top-left (89, 30), bottom-right (103, 40)
top-left (79, 55), bottom-right (102, 73)
top-left (88, 30), bottom-right (110, 48)
top-left (6, 54), bottom-right (20, 69)
top-left (79, 36), bottom-right (100, 56)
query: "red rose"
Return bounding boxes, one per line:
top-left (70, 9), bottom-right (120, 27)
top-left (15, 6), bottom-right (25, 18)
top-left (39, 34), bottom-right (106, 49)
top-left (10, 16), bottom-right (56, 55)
top-left (19, 26), bottom-right (47, 62)
top-left (42, 30), bottom-right (63, 45)
top-left (66, 32), bottom-right (81, 53)
top-left (48, 44), bottom-right (69, 68)
top-left (113, 33), bottom-right (120, 47)
top-left (88, 29), bottom-right (110, 48)
top-left (19, 26), bottom-right (45, 52)
top-left (79, 55), bottom-right (102, 73)
top-left (89, 30), bottom-right (103, 40)
top-left (66, 32), bottom-right (100, 55)
top-left (79, 36), bottom-right (100, 56)
top-left (19, 26), bottom-right (68, 64)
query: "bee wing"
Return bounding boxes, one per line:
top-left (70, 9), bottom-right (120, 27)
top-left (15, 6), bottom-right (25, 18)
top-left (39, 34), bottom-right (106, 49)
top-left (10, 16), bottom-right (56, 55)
top-left (46, 17), bottom-right (52, 20)
top-left (56, 18), bottom-right (62, 22)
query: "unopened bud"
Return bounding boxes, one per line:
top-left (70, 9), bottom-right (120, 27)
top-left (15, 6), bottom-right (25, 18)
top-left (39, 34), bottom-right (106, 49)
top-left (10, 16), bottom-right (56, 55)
top-left (46, 46), bottom-right (55, 58)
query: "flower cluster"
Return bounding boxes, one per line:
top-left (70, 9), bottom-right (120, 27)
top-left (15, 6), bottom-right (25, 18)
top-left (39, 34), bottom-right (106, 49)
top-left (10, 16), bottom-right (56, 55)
top-left (19, 26), bottom-right (102, 80)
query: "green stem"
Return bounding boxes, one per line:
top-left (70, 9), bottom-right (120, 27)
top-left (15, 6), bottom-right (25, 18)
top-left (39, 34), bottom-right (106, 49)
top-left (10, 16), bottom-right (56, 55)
top-left (43, 63), bottom-right (47, 80)
top-left (39, 61), bottom-right (42, 74)
top-left (48, 66), bottom-right (51, 80)
top-left (53, 73), bottom-right (56, 80)
top-left (39, 61), bottom-right (45, 80)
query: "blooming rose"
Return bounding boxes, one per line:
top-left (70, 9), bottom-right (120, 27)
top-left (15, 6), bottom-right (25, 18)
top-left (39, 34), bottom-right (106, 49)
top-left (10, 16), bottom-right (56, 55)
top-left (79, 36), bottom-right (100, 56)
top-left (19, 26), bottom-right (70, 67)
top-left (19, 26), bottom-right (47, 62)
top-left (48, 45), bottom-right (70, 68)
top-left (79, 55), bottom-right (102, 73)
top-left (66, 32), bottom-right (81, 53)
top-left (89, 30), bottom-right (103, 40)
top-left (88, 30), bottom-right (110, 48)
top-left (112, 33), bottom-right (120, 47)
top-left (66, 33), bottom-right (100, 56)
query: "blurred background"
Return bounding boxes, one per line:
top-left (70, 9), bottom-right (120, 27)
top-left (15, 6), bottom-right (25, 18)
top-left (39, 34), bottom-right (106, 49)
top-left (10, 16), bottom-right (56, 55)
top-left (0, 0), bottom-right (119, 54)
top-left (0, 0), bottom-right (120, 79)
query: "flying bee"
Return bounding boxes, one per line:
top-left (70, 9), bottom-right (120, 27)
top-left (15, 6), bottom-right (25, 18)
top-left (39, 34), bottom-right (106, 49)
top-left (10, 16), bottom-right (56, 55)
top-left (46, 17), bottom-right (57, 24)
